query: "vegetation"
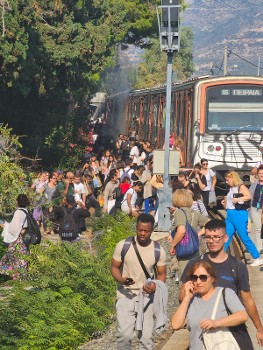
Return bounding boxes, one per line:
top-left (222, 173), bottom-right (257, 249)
top-left (0, 127), bottom-right (136, 349)
top-left (0, 0), bottom-right (165, 167)
top-left (0, 124), bottom-right (28, 216)
top-left (0, 213), bottom-right (135, 349)
top-left (0, 0), bottom-right (192, 168)
top-left (135, 28), bottom-right (194, 89)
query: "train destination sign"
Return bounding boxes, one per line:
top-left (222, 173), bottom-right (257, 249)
top-left (221, 89), bottom-right (262, 96)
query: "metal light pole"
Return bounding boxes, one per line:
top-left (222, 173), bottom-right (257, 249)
top-left (156, 0), bottom-right (181, 231)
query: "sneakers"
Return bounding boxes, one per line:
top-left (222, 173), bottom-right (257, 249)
top-left (250, 258), bottom-right (263, 267)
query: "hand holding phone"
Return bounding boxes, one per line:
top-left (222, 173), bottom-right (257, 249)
top-left (124, 277), bottom-right (134, 285)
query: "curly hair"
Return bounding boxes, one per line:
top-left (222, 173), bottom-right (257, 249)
top-left (17, 194), bottom-right (30, 208)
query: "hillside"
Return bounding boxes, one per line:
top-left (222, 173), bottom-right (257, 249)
top-left (182, 0), bottom-right (263, 75)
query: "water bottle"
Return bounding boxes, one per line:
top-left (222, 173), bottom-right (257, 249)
top-left (146, 278), bottom-right (152, 287)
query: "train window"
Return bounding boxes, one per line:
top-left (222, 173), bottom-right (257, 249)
top-left (206, 84), bottom-right (263, 133)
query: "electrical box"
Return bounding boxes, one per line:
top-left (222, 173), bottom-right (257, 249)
top-left (152, 149), bottom-right (180, 175)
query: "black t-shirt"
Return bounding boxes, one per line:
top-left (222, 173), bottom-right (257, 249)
top-left (54, 206), bottom-right (90, 226)
top-left (190, 174), bottom-right (207, 192)
top-left (180, 253), bottom-right (250, 294)
top-left (131, 172), bottom-right (139, 182)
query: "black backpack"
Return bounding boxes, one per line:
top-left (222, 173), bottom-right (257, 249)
top-left (121, 140), bottom-right (129, 151)
top-left (20, 209), bottom-right (41, 246)
top-left (109, 187), bottom-right (130, 216)
top-left (60, 207), bottom-right (79, 241)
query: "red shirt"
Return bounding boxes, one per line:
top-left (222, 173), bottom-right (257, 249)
top-left (119, 183), bottom-right (131, 194)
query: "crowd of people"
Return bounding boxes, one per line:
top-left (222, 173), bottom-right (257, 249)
top-left (1, 129), bottom-right (263, 349)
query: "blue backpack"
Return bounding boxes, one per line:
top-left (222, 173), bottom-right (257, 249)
top-left (173, 209), bottom-right (199, 259)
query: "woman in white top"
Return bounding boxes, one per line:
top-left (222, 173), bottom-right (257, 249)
top-left (0, 194), bottom-right (30, 279)
top-left (222, 170), bottom-right (262, 267)
top-left (121, 181), bottom-right (143, 217)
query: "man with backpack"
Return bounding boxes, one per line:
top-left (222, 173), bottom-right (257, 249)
top-left (53, 195), bottom-right (90, 242)
top-left (111, 213), bottom-right (167, 350)
top-left (120, 158), bottom-right (134, 182)
top-left (179, 219), bottom-right (263, 346)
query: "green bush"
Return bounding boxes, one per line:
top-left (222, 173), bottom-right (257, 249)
top-left (90, 212), bottom-right (137, 263)
top-left (0, 214), bottom-right (137, 349)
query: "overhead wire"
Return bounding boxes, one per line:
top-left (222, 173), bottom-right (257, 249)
top-left (215, 58), bottom-right (224, 76)
top-left (227, 48), bottom-right (263, 70)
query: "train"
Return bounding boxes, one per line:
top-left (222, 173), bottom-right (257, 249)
top-left (105, 75), bottom-right (263, 181)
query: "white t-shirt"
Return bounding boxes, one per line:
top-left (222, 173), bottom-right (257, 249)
top-left (203, 169), bottom-right (216, 191)
top-left (122, 188), bottom-right (137, 209)
top-left (130, 146), bottom-right (140, 164)
top-left (74, 183), bottom-right (85, 203)
top-left (226, 186), bottom-right (240, 209)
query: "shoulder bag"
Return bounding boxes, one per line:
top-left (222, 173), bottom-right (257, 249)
top-left (131, 237), bottom-right (160, 279)
top-left (202, 288), bottom-right (240, 350)
top-left (222, 288), bottom-right (254, 350)
top-left (233, 185), bottom-right (251, 210)
top-left (175, 209), bottom-right (199, 259)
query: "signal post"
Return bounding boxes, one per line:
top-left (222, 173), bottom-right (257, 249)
top-left (156, 0), bottom-right (181, 231)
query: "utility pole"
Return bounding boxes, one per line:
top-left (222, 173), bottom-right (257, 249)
top-left (157, 0), bottom-right (180, 231)
top-left (257, 56), bottom-right (261, 76)
top-left (223, 45), bottom-right (228, 76)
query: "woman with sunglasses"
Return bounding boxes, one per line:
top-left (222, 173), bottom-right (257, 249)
top-left (200, 158), bottom-right (217, 210)
top-left (171, 261), bottom-right (249, 350)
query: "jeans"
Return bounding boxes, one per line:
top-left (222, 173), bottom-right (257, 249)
top-left (224, 209), bottom-right (260, 259)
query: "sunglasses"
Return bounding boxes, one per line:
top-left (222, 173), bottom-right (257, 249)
top-left (202, 162), bottom-right (208, 165)
top-left (189, 274), bottom-right (210, 282)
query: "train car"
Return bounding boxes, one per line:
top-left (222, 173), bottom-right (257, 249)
top-left (106, 76), bottom-right (263, 180)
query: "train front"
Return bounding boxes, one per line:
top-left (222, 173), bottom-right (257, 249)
top-left (194, 76), bottom-right (263, 181)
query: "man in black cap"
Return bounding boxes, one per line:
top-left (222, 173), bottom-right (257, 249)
top-left (53, 195), bottom-right (90, 242)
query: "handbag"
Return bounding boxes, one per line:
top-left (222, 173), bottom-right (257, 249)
top-left (208, 190), bottom-right (217, 205)
top-left (203, 288), bottom-right (240, 350)
top-left (83, 181), bottom-right (92, 196)
top-left (175, 209), bottom-right (199, 259)
top-left (222, 288), bottom-right (254, 350)
top-left (233, 185), bottom-right (251, 210)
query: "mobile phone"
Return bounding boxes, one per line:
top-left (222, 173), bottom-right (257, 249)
top-left (125, 278), bottom-right (134, 285)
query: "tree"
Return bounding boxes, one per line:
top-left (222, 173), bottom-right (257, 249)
top-left (0, 0), bottom-right (168, 166)
top-left (0, 124), bottom-right (28, 216)
top-left (135, 27), bottom-right (194, 89)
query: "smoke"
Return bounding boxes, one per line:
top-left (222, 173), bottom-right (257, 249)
top-left (102, 44), bottom-right (143, 138)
